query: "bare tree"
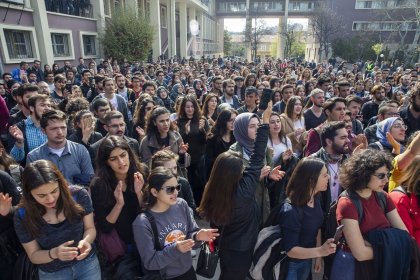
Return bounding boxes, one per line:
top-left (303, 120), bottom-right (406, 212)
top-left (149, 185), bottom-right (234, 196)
top-left (251, 19), bottom-right (274, 62)
top-left (282, 23), bottom-right (304, 58)
top-left (376, 0), bottom-right (419, 48)
top-left (309, 7), bottom-right (344, 61)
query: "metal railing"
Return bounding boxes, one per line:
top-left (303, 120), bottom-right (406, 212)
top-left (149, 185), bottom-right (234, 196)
top-left (44, 0), bottom-right (93, 18)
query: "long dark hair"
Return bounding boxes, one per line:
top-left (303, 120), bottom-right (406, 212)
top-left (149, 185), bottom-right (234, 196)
top-left (286, 158), bottom-right (326, 206)
top-left (208, 108), bottom-right (237, 140)
top-left (202, 93), bottom-right (219, 119)
top-left (142, 167), bottom-right (175, 209)
top-left (19, 160), bottom-right (85, 237)
top-left (133, 98), bottom-right (156, 129)
top-left (92, 136), bottom-right (146, 207)
top-left (178, 94), bottom-right (201, 121)
top-left (145, 106), bottom-right (172, 137)
top-left (197, 151), bottom-right (243, 225)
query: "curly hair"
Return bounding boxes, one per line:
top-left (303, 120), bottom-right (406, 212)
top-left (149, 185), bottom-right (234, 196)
top-left (339, 149), bottom-right (392, 191)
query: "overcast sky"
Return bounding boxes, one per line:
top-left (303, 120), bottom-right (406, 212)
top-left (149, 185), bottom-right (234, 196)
top-left (224, 18), bottom-right (308, 32)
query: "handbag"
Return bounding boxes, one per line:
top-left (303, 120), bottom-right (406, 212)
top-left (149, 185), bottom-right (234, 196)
top-left (139, 212), bottom-right (165, 280)
top-left (97, 228), bottom-right (127, 263)
top-left (196, 241), bottom-right (219, 278)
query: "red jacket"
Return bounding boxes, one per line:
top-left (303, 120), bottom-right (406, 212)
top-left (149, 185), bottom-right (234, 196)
top-left (389, 190), bottom-right (420, 247)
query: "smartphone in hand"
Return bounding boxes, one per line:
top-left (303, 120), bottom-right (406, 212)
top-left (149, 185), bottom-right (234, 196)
top-left (333, 225), bottom-right (344, 244)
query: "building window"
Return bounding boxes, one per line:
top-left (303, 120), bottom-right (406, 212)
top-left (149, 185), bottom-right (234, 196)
top-left (51, 33), bottom-right (70, 57)
top-left (4, 29), bottom-right (34, 59)
top-left (161, 6), bottom-right (167, 28)
top-left (82, 35), bottom-right (96, 56)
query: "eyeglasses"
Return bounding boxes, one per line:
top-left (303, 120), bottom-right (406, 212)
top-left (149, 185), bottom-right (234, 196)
top-left (162, 184), bottom-right (181, 194)
top-left (145, 106), bottom-right (154, 111)
top-left (373, 172), bottom-right (391, 180)
top-left (392, 124), bottom-right (407, 130)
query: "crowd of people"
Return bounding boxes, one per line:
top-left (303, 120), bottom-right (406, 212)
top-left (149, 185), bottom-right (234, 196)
top-left (0, 55), bottom-right (419, 280)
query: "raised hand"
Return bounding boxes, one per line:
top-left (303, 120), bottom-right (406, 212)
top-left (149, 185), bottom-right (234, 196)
top-left (114, 181), bottom-right (125, 207)
top-left (133, 172), bottom-right (144, 196)
top-left (268, 165), bottom-right (286, 181)
top-left (9, 125), bottom-right (24, 145)
top-left (0, 193), bottom-right (12, 216)
top-left (179, 143), bottom-right (189, 154)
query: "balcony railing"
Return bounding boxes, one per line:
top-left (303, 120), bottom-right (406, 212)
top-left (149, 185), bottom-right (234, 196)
top-left (45, 0), bottom-right (93, 18)
top-left (217, 1), bottom-right (319, 13)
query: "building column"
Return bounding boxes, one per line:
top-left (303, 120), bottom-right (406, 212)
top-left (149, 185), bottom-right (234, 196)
top-left (179, 0), bottom-right (188, 59)
top-left (200, 13), bottom-right (204, 57)
top-left (150, 0), bottom-right (162, 60)
top-left (91, 0), bottom-right (106, 59)
top-left (138, 0), bottom-right (145, 17)
top-left (30, 0), bottom-right (54, 65)
top-left (189, 7), bottom-right (196, 57)
top-left (167, 0), bottom-right (176, 58)
top-left (277, 16), bottom-right (286, 60)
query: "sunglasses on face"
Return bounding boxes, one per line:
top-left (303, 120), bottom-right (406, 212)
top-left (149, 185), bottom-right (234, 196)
top-left (373, 172), bottom-right (391, 180)
top-left (162, 184), bottom-right (181, 195)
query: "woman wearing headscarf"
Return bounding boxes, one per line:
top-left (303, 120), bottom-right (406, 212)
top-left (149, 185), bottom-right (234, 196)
top-left (229, 112), bottom-right (285, 222)
top-left (170, 84), bottom-right (185, 102)
top-left (157, 86), bottom-right (175, 113)
top-left (368, 117), bottom-right (407, 156)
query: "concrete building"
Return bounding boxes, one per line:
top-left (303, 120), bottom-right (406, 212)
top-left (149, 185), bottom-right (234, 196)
top-left (305, 0), bottom-right (419, 62)
top-left (0, 0), bottom-right (223, 73)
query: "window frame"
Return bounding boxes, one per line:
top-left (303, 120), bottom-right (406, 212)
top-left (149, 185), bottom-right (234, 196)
top-left (80, 31), bottom-right (99, 58)
top-left (50, 29), bottom-right (75, 60)
top-left (0, 24), bottom-right (39, 64)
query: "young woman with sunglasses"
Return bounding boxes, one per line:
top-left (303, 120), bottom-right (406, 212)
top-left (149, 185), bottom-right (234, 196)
top-left (90, 136), bottom-right (147, 275)
top-left (13, 160), bottom-right (100, 279)
top-left (368, 117), bottom-right (407, 155)
top-left (133, 167), bottom-right (218, 280)
top-left (330, 149), bottom-right (409, 280)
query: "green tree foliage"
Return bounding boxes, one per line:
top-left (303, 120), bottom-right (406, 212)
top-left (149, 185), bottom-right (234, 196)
top-left (100, 10), bottom-right (154, 62)
top-left (332, 33), bottom-right (377, 61)
top-left (224, 30), bottom-right (233, 56)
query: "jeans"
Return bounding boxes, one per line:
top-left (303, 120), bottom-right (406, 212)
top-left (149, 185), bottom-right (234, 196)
top-left (330, 249), bottom-right (355, 280)
top-left (285, 259), bottom-right (311, 280)
top-left (38, 253), bottom-right (101, 280)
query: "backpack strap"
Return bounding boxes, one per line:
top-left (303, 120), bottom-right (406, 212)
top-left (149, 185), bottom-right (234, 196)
top-left (375, 191), bottom-right (388, 213)
top-left (144, 211), bottom-right (163, 251)
top-left (391, 186), bottom-right (409, 196)
top-left (340, 190), bottom-right (364, 223)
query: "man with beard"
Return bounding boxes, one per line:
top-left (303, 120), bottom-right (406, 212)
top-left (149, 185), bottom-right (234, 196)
top-left (310, 121), bottom-right (351, 204)
top-left (9, 95), bottom-right (51, 163)
top-left (88, 111), bottom-right (140, 167)
top-left (361, 84), bottom-right (386, 127)
top-left (8, 84), bottom-right (39, 127)
top-left (27, 109), bottom-right (94, 184)
top-left (221, 79), bottom-right (240, 109)
top-left (209, 76), bottom-right (223, 96)
top-left (304, 88), bottom-right (326, 130)
top-left (115, 74), bottom-right (135, 118)
top-left (400, 85), bottom-right (420, 137)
